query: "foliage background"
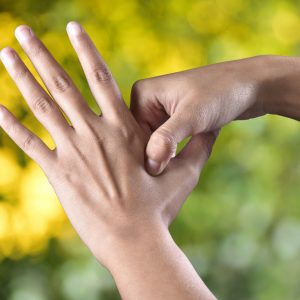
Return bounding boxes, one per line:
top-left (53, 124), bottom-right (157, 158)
top-left (1, 0), bottom-right (300, 299)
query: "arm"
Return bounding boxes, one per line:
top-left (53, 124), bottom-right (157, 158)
top-left (0, 22), bottom-right (216, 300)
top-left (130, 55), bottom-right (300, 175)
top-left (105, 223), bottom-right (215, 300)
top-left (255, 55), bottom-right (300, 120)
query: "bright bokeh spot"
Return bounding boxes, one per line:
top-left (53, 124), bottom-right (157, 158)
top-left (0, 149), bottom-right (21, 190)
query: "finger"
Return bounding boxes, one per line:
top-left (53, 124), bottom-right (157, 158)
top-left (130, 79), bottom-right (151, 122)
top-left (0, 47), bottom-right (70, 139)
top-left (162, 131), bottom-right (219, 221)
top-left (175, 130), bottom-right (219, 173)
top-left (131, 80), bottom-right (170, 137)
top-left (145, 112), bottom-right (194, 176)
top-left (0, 105), bottom-right (55, 168)
top-left (66, 21), bottom-right (127, 119)
top-left (14, 25), bottom-right (92, 127)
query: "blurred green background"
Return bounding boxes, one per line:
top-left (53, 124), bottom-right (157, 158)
top-left (1, 0), bottom-right (300, 299)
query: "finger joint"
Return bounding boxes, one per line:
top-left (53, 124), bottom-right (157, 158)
top-left (91, 66), bottom-right (112, 83)
top-left (22, 134), bottom-right (35, 152)
top-left (27, 43), bottom-right (44, 58)
top-left (32, 97), bottom-right (53, 114)
top-left (13, 67), bottom-right (30, 81)
top-left (150, 129), bottom-right (177, 160)
top-left (52, 74), bottom-right (72, 93)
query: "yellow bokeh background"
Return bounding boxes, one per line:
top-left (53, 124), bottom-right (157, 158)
top-left (1, 0), bottom-right (300, 299)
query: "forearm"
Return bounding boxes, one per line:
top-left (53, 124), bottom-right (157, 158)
top-left (101, 224), bottom-right (216, 300)
top-left (257, 55), bottom-right (300, 120)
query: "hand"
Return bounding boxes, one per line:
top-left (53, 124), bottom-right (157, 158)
top-left (130, 55), bottom-right (294, 175)
top-left (0, 22), bottom-right (217, 299)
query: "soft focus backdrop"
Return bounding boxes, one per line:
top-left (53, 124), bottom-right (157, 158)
top-left (1, 0), bottom-right (300, 299)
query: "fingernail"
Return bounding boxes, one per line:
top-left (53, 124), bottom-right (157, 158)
top-left (146, 159), bottom-right (162, 175)
top-left (67, 21), bottom-right (83, 36)
top-left (15, 25), bottom-right (33, 43)
top-left (0, 47), bottom-right (16, 64)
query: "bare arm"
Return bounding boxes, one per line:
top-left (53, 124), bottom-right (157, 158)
top-left (0, 22), bottom-right (216, 300)
top-left (130, 55), bottom-right (300, 175)
top-left (255, 55), bottom-right (300, 121)
top-left (106, 225), bottom-right (215, 300)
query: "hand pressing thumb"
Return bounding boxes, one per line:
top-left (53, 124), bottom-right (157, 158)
top-left (145, 113), bottom-right (194, 175)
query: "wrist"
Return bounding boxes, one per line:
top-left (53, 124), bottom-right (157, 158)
top-left (101, 222), bottom-right (215, 300)
top-left (255, 55), bottom-right (300, 119)
top-left (92, 217), bottom-right (168, 269)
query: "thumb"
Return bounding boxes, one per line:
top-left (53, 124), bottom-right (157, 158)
top-left (145, 112), bottom-right (193, 175)
top-left (176, 130), bottom-right (219, 173)
top-left (161, 131), bottom-right (219, 224)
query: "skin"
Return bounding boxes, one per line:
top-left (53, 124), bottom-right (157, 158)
top-left (0, 22), bottom-right (217, 300)
top-left (130, 55), bottom-right (300, 175)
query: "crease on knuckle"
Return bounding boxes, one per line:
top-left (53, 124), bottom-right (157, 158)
top-left (22, 134), bottom-right (35, 152)
top-left (152, 129), bottom-right (176, 157)
top-left (28, 43), bottom-right (44, 58)
top-left (14, 67), bottom-right (30, 81)
top-left (52, 73), bottom-right (71, 93)
top-left (71, 32), bottom-right (90, 52)
top-left (32, 96), bottom-right (53, 114)
top-left (91, 66), bottom-right (112, 83)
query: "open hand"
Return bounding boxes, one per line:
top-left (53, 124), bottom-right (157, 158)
top-left (0, 22), bottom-right (216, 268)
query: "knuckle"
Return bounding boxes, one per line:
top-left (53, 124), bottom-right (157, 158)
top-left (130, 79), bottom-right (152, 113)
top-left (120, 126), bottom-right (136, 143)
top-left (28, 43), bottom-right (44, 58)
top-left (131, 79), bottom-right (145, 100)
top-left (149, 129), bottom-right (176, 161)
top-left (22, 134), bottom-right (35, 151)
top-left (32, 96), bottom-right (53, 114)
top-left (91, 66), bottom-right (112, 83)
top-left (154, 129), bottom-right (176, 151)
top-left (81, 119), bottom-right (105, 145)
top-left (63, 171), bottom-right (79, 186)
top-left (13, 67), bottom-right (30, 81)
top-left (75, 34), bottom-right (90, 50)
top-left (52, 73), bottom-right (71, 93)
top-left (131, 80), bottom-right (142, 92)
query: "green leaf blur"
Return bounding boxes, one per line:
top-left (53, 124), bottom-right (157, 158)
top-left (0, 0), bottom-right (300, 299)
